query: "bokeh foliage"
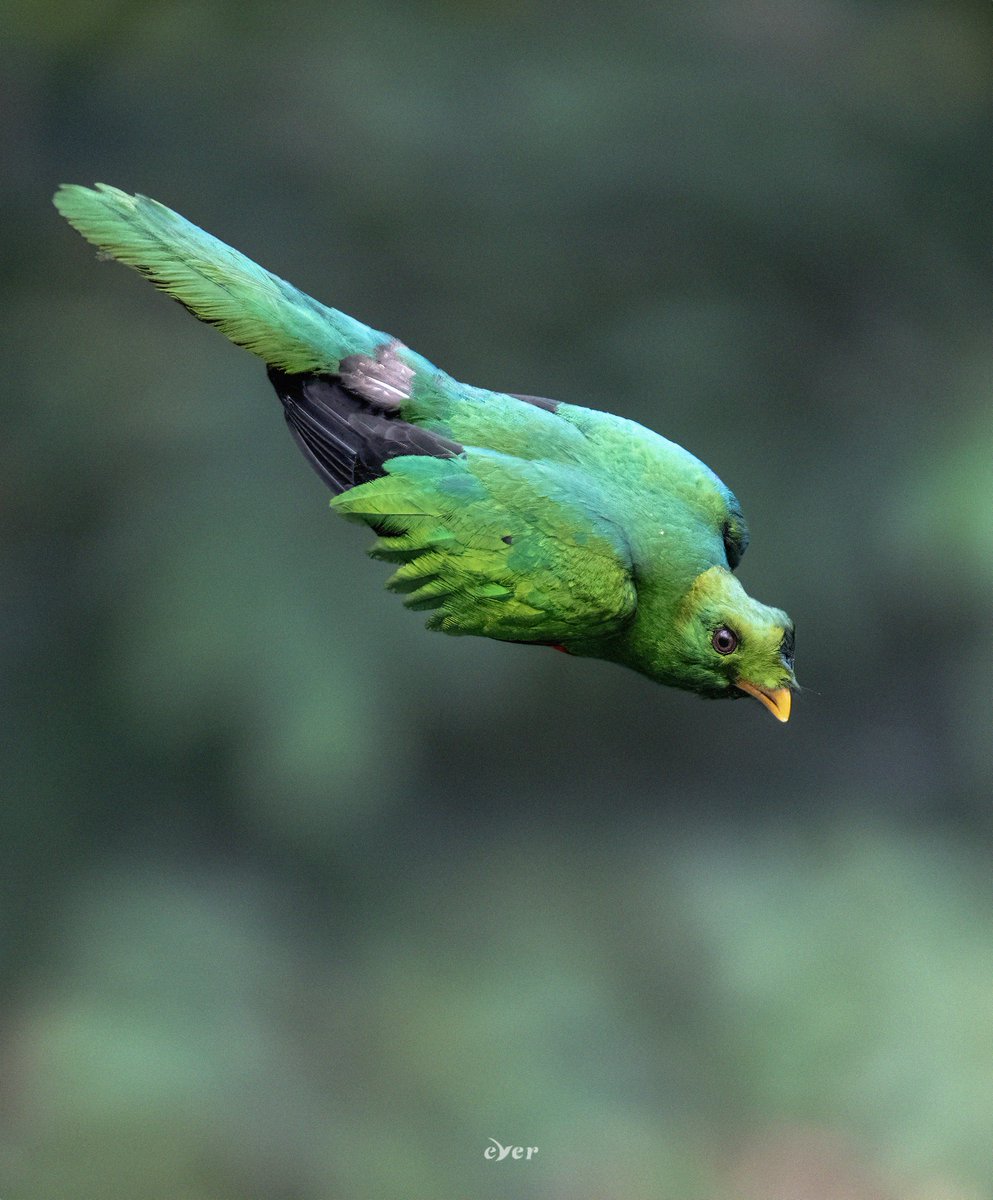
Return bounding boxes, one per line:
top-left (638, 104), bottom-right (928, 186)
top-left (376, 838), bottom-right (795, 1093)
top-left (1, 1), bottom-right (990, 1196)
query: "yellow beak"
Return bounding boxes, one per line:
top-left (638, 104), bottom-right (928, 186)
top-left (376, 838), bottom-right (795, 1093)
top-left (736, 681), bottom-right (792, 723)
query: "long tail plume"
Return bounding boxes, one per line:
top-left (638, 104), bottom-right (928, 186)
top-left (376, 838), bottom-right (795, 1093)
top-left (54, 183), bottom-right (385, 374)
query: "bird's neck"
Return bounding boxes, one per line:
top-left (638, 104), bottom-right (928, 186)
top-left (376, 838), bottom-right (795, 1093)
top-left (574, 583), bottom-right (689, 687)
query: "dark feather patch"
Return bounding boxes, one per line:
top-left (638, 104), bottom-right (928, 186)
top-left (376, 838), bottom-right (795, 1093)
top-left (268, 367), bottom-right (463, 495)
top-left (780, 624), bottom-right (795, 669)
top-left (508, 392), bottom-right (560, 413)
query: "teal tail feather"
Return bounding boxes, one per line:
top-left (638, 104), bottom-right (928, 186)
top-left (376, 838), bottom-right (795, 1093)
top-left (53, 183), bottom-right (386, 373)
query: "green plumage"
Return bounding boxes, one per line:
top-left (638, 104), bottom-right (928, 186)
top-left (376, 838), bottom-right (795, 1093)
top-left (55, 184), bottom-right (798, 721)
top-left (53, 183), bottom-right (383, 373)
top-left (335, 452), bottom-right (636, 641)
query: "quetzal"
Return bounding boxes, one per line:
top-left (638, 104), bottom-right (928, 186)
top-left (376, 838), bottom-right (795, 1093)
top-left (54, 184), bottom-right (797, 721)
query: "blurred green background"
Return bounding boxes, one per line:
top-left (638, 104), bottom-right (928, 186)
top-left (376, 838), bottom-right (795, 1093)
top-left (2, 2), bottom-right (991, 1197)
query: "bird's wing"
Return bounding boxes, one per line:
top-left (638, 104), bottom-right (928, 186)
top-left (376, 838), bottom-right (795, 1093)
top-left (331, 450), bottom-right (636, 643)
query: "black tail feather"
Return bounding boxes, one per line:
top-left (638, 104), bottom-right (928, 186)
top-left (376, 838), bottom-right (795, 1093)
top-left (267, 367), bottom-right (463, 495)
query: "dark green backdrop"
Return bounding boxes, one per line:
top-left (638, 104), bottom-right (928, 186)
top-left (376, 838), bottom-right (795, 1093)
top-left (2, 2), bottom-right (990, 1197)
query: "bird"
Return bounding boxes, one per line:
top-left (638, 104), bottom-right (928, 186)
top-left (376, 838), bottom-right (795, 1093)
top-left (54, 183), bottom-right (797, 722)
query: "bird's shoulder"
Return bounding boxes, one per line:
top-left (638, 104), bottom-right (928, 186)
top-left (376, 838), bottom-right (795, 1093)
top-left (550, 402), bottom-right (746, 568)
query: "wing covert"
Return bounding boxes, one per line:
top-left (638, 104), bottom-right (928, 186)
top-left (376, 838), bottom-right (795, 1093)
top-left (331, 451), bottom-right (636, 643)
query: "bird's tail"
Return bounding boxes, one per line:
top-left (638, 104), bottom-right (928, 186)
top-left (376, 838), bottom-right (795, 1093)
top-left (53, 183), bottom-right (388, 374)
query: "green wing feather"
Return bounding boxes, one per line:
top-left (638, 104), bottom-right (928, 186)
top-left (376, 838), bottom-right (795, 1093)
top-left (53, 183), bottom-right (386, 374)
top-left (333, 451), bottom-right (636, 642)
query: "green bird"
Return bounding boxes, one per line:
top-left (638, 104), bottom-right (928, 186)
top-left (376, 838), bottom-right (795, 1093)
top-left (54, 183), bottom-right (797, 721)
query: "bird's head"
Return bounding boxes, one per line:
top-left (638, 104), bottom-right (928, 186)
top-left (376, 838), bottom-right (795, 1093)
top-left (661, 566), bottom-right (797, 721)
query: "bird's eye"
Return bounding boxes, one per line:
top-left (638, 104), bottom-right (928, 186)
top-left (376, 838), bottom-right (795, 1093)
top-left (712, 626), bottom-right (738, 655)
